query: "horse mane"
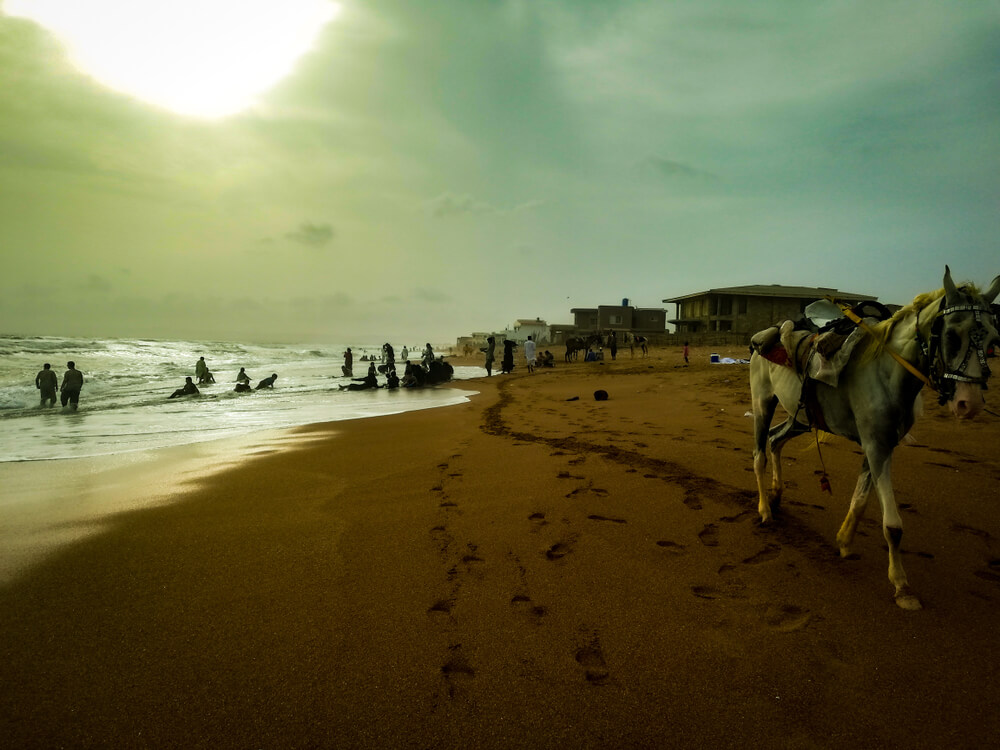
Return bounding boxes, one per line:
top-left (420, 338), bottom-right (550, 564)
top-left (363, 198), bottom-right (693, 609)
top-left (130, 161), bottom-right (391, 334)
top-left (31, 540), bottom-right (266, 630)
top-left (858, 281), bottom-right (984, 362)
top-left (857, 288), bottom-right (945, 362)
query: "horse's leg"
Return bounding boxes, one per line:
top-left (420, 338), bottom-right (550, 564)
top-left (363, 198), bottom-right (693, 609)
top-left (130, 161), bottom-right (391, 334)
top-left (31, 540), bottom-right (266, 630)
top-left (835, 457), bottom-right (872, 557)
top-left (752, 396), bottom-right (778, 522)
top-left (864, 442), bottom-right (921, 610)
top-left (766, 418), bottom-right (810, 514)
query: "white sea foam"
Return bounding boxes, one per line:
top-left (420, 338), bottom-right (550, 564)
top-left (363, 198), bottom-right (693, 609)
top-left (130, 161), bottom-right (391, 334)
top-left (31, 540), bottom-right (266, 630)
top-left (0, 336), bottom-right (481, 462)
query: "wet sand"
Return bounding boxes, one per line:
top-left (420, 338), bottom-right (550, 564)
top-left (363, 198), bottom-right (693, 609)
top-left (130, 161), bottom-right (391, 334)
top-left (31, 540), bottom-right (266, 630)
top-left (2, 346), bottom-right (1000, 748)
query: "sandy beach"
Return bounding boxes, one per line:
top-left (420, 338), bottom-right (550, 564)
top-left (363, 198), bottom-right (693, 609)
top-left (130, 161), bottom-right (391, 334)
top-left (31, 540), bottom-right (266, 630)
top-left (3, 345), bottom-right (1000, 748)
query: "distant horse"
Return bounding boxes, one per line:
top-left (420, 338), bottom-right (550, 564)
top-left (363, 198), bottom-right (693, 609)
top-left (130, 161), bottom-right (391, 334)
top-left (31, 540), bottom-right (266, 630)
top-left (750, 266), bottom-right (999, 609)
top-left (565, 335), bottom-right (601, 363)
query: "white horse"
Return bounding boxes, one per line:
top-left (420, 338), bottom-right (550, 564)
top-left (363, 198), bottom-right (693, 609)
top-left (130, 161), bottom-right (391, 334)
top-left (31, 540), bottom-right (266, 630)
top-left (750, 267), bottom-right (1000, 609)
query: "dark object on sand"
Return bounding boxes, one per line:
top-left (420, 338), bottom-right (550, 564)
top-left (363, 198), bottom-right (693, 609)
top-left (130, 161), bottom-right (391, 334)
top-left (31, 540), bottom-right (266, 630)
top-left (565, 396), bottom-right (580, 401)
top-left (594, 390), bottom-right (609, 401)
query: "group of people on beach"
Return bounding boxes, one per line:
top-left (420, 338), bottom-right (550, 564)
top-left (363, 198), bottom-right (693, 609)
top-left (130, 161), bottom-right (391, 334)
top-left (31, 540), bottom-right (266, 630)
top-left (481, 335), bottom-right (555, 376)
top-left (339, 342), bottom-right (452, 391)
top-left (34, 362), bottom-right (83, 410)
top-left (169, 358), bottom-right (277, 399)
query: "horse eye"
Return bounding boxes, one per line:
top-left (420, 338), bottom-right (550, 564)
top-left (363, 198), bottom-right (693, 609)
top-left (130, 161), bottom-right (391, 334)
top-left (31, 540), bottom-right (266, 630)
top-left (945, 330), bottom-right (962, 355)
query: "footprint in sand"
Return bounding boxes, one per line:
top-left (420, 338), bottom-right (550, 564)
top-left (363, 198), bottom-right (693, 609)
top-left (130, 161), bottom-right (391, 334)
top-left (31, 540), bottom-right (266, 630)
top-left (656, 540), bottom-right (686, 554)
top-left (698, 523), bottom-right (720, 547)
top-left (528, 512), bottom-right (548, 529)
top-left (546, 540), bottom-right (574, 560)
top-left (763, 604), bottom-right (812, 632)
top-left (720, 510), bottom-right (756, 523)
top-left (511, 594), bottom-right (547, 623)
top-left (587, 514), bottom-right (626, 524)
top-left (441, 645), bottom-right (476, 698)
top-left (428, 598), bottom-right (454, 615)
top-left (691, 585), bottom-right (722, 599)
top-left (742, 544), bottom-right (780, 565)
top-left (574, 636), bottom-right (610, 685)
top-left (683, 494), bottom-right (703, 511)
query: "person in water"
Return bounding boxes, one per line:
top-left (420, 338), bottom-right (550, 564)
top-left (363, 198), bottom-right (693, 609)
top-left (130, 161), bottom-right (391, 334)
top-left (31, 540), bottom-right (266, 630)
top-left (60, 361), bottom-right (84, 410)
top-left (342, 348), bottom-right (353, 377)
top-left (421, 343), bottom-right (434, 370)
top-left (235, 367), bottom-right (250, 385)
top-left (35, 363), bottom-right (58, 407)
top-left (169, 376), bottom-right (200, 399)
top-left (195, 356), bottom-right (209, 383)
top-left (256, 373), bottom-right (278, 389)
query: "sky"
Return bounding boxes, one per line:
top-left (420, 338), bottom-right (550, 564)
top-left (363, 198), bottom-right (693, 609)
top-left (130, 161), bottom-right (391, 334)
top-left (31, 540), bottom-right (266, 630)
top-left (1, 0), bottom-right (998, 344)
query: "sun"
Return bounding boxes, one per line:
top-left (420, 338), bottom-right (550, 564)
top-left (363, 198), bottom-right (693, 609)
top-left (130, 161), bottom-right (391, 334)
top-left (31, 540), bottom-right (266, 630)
top-left (5, 0), bottom-right (341, 118)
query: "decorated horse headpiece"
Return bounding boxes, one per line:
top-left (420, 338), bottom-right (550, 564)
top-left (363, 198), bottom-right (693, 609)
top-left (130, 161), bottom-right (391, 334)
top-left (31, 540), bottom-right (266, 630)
top-left (922, 267), bottom-right (1000, 404)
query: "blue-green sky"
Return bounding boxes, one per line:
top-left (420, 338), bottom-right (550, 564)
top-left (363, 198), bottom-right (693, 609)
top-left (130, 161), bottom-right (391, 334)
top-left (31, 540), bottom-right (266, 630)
top-left (1, 1), bottom-right (998, 343)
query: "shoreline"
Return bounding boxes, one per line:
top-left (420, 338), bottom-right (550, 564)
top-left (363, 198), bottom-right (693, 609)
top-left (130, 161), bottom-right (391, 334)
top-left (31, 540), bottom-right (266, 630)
top-left (3, 346), bottom-right (1000, 747)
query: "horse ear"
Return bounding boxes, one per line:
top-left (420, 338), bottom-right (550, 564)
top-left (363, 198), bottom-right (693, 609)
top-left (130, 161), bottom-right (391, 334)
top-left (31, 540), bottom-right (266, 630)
top-left (983, 274), bottom-right (1000, 305)
top-left (943, 265), bottom-right (960, 305)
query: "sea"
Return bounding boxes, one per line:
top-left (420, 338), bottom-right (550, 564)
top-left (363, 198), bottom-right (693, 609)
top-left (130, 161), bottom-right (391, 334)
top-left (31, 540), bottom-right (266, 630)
top-left (0, 335), bottom-right (482, 463)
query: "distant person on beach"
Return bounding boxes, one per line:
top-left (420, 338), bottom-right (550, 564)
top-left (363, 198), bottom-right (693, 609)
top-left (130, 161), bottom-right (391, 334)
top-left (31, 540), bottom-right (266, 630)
top-left (168, 377), bottom-right (200, 399)
top-left (35, 363), bottom-right (58, 407)
top-left (524, 336), bottom-right (536, 373)
top-left (401, 346), bottom-right (409, 362)
top-left (255, 373), bottom-right (278, 390)
top-left (608, 331), bottom-right (618, 360)
top-left (421, 343), bottom-right (434, 370)
top-left (539, 350), bottom-right (555, 367)
top-left (637, 336), bottom-right (648, 357)
top-left (683, 341), bottom-right (690, 364)
top-left (60, 361), bottom-right (83, 410)
top-left (343, 348), bottom-right (353, 377)
top-left (481, 336), bottom-right (496, 376)
top-left (235, 367), bottom-right (250, 385)
top-left (501, 339), bottom-right (517, 374)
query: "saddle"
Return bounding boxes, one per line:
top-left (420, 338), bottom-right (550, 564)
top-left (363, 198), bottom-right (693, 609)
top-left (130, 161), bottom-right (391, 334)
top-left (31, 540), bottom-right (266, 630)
top-left (750, 300), bottom-right (891, 387)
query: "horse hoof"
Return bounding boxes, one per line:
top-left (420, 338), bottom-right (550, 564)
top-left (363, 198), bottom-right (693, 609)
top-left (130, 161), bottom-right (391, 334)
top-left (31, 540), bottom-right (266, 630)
top-left (895, 592), bottom-right (922, 611)
top-left (839, 547), bottom-right (851, 559)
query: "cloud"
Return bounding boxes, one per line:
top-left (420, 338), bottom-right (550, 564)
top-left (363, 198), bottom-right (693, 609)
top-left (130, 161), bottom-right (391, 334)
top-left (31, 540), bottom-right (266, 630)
top-left (285, 222), bottom-right (335, 247)
top-left (641, 156), bottom-right (718, 183)
top-left (82, 274), bottom-right (113, 292)
top-left (413, 287), bottom-right (451, 303)
top-left (428, 192), bottom-right (545, 218)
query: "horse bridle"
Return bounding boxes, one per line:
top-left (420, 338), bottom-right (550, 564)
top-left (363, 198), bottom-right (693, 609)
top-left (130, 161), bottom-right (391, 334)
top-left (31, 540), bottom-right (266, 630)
top-left (917, 294), bottom-right (997, 404)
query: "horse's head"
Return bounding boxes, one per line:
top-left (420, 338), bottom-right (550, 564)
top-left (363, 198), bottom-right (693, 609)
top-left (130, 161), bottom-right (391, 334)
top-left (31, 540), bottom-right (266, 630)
top-left (936, 266), bottom-right (1000, 418)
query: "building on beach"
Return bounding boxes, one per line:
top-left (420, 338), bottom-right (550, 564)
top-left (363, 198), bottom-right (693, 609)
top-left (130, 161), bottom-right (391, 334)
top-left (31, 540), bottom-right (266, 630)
top-left (549, 300), bottom-right (667, 344)
top-left (662, 284), bottom-right (876, 338)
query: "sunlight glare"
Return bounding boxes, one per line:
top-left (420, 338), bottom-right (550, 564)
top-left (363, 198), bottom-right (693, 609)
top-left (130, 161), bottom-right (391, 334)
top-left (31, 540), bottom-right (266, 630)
top-left (5, 0), bottom-right (340, 118)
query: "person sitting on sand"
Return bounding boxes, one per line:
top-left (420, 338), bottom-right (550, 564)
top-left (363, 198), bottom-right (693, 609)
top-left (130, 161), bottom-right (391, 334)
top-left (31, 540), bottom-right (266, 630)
top-left (255, 373), bottom-right (278, 390)
top-left (339, 369), bottom-right (378, 391)
top-left (168, 376), bottom-right (200, 399)
top-left (401, 361), bottom-right (425, 388)
top-left (235, 367), bottom-right (250, 385)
